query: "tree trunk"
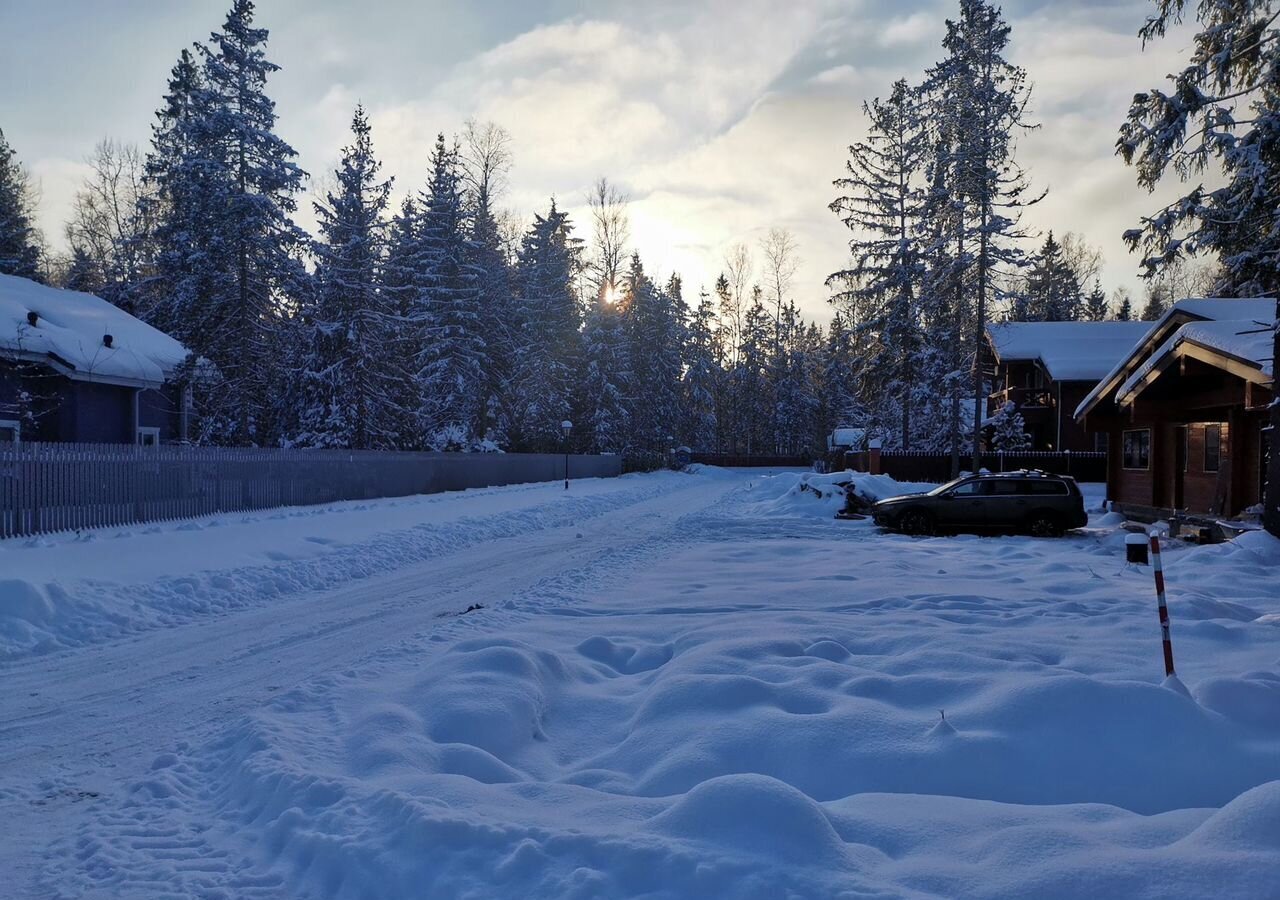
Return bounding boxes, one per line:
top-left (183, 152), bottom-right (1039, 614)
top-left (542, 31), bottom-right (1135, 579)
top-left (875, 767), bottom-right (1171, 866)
top-left (971, 226), bottom-right (988, 473)
top-left (1265, 297), bottom-right (1280, 538)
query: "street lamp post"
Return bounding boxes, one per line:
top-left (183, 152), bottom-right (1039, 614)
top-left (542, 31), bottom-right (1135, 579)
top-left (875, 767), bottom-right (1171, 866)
top-left (561, 420), bottom-right (573, 490)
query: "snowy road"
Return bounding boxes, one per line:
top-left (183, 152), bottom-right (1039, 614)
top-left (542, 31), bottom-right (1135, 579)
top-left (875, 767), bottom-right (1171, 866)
top-left (0, 472), bottom-right (736, 896)
top-left (3, 467), bottom-right (1279, 898)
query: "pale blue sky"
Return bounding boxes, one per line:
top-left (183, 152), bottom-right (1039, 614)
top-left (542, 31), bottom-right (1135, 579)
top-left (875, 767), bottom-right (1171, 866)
top-left (1, 0), bottom-right (1193, 319)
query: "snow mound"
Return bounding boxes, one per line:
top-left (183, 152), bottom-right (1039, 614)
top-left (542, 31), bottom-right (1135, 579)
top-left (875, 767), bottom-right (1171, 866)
top-left (32, 467), bottom-right (1280, 898)
top-left (1180, 780), bottom-right (1280, 851)
top-left (649, 773), bottom-right (849, 865)
top-left (747, 470), bottom-right (932, 519)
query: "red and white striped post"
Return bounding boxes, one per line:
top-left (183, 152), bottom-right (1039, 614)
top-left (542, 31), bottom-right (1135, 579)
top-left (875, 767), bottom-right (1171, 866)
top-left (1149, 534), bottom-right (1176, 676)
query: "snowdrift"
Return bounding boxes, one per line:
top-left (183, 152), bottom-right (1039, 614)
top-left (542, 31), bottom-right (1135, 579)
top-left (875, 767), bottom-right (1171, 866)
top-left (746, 469), bottom-right (934, 519)
top-left (22, 467), bottom-right (1280, 898)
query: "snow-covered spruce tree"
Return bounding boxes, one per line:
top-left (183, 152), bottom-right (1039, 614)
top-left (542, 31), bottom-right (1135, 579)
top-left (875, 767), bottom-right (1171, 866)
top-left (380, 196), bottom-right (426, 447)
top-left (410, 134), bottom-right (486, 450)
top-left (773, 306), bottom-right (823, 456)
top-left (734, 288), bottom-right (775, 454)
top-left (144, 2), bottom-right (311, 445)
top-left (711, 273), bottom-right (741, 452)
top-left (291, 106), bottom-right (406, 450)
top-left (925, 0), bottom-right (1041, 470)
top-left (829, 79), bottom-right (929, 451)
top-left (0, 128), bottom-right (44, 281)
top-left (618, 255), bottom-right (684, 456)
top-left (656, 273), bottom-right (691, 450)
top-left (1084, 280), bottom-right (1109, 321)
top-left (1140, 281), bottom-right (1170, 321)
top-left (1020, 231), bottom-right (1082, 321)
top-left (506, 200), bottom-right (581, 451)
top-left (681, 287), bottom-right (721, 451)
top-left (459, 120), bottom-right (516, 445)
top-left (918, 122), bottom-right (977, 473)
top-left (1119, 0), bottom-right (1280, 535)
top-left (988, 400), bottom-right (1031, 451)
top-left (817, 312), bottom-right (860, 447)
top-left (580, 287), bottom-right (629, 454)
top-left (137, 48), bottom-right (210, 332)
top-left (1114, 288), bottom-right (1135, 321)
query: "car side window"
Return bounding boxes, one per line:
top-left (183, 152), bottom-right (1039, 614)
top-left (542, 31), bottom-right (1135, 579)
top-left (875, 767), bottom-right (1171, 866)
top-left (949, 481), bottom-right (982, 496)
top-left (1026, 479), bottom-right (1068, 495)
top-left (989, 480), bottom-right (1020, 495)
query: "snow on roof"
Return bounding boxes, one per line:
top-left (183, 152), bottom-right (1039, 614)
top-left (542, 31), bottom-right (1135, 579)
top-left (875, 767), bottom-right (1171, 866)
top-left (1075, 297), bottom-right (1275, 419)
top-left (986, 320), bottom-right (1152, 382)
top-left (0, 273), bottom-right (188, 388)
top-left (1116, 318), bottom-right (1274, 402)
top-left (1165, 297), bottom-right (1275, 322)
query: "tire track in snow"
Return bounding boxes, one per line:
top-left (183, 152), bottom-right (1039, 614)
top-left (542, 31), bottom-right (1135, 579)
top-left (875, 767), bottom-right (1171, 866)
top-left (8, 473), bottom-right (738, 898)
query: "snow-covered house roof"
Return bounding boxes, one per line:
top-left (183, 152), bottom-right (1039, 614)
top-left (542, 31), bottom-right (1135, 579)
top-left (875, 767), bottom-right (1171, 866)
top-left (1074, 297), bottom-right (1275, 420)
top-left (986, 320), bottom-right (1152, 382)
top-left (0, 273), bottom-right (189, 388)
top-left (1114, 318), bottom-right (1274, 405)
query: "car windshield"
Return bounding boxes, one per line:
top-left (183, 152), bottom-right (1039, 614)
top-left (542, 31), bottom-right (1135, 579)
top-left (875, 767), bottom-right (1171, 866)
top-left (927, 477), bottom-right (972, 496)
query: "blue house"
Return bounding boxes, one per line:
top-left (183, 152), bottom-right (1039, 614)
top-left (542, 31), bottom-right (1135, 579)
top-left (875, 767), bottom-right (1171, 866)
top-left (0, 273), bottom-right (191, 445)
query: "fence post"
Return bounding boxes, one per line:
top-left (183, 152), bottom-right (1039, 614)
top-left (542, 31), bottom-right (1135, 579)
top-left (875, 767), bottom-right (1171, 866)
top-left (1149, 534), bottom-right (1176, 677)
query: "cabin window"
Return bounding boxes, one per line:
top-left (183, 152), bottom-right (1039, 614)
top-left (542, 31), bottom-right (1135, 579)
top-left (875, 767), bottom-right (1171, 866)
top-left (1122, 429), bottom-right (1150, 470)
top-left (1093, 432), bottom-right (1108, 453)
top-left (136, 427), bottom-right (160, 447)
top-left (0, 419), bottom-right (19, 444)
top-left (1204, 424), bottom-right (1222, 473)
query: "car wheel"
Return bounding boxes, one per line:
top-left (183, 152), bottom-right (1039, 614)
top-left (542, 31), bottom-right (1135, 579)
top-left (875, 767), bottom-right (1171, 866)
top-left (1027, 511), bottom-right (1063, 537)
top-left (898, 509), bottom-right (934, 536)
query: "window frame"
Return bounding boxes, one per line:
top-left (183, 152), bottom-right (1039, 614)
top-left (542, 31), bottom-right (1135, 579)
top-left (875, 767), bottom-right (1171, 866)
top-left (1203, 423), bottom-right (1222, 473)
top-left (0, 418), bottom-right (20, 444)
top-left (136, 426), bottom-right (161, 447)
top-left (1122, 428), bottom-right (1151, 471)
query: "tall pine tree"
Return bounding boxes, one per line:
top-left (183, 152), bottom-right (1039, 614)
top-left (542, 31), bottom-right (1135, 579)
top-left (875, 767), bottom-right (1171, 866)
top-left (144, 2), bottom-right (310, 444)
top-left (411, 135), bottom-right (486, 449)
top-left (0, 128), bottom-right (44, 281)
top-left (829, 79), bottom-right (929, 450)
top-left (292, 106), bottom-right (408, 450)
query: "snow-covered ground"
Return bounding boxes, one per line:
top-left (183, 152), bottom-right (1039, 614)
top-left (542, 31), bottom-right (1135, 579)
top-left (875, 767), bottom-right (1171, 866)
top-left (2, 467), bottom-right (1278, 898)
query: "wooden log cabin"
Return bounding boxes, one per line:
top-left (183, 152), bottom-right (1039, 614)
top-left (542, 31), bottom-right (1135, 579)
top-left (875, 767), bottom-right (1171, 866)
top-left (986, 320), bottom-right (1151, 451)
top-left (1075, 298), bottom-right (1274, 520)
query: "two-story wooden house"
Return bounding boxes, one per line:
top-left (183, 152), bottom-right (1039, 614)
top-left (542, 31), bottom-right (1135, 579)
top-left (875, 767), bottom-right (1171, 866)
top-left (986, 321), bottom-right (1151, 451)
top-left (1, 273), bottom-right (191, 445)
top-left (1074, 298), bottom-right (1274, 520)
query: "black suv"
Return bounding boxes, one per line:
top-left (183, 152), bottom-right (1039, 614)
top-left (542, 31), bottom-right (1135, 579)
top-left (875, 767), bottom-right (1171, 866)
top-left (870, 471), bottom-right (1087, 536)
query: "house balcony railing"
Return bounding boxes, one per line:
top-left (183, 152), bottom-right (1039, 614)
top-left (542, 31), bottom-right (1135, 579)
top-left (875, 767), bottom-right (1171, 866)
top-left (991, 386), bottom-right (1054, 409)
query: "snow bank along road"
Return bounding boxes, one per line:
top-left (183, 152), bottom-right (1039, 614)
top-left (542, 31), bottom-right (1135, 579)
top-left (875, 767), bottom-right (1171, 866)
top-left (3, 468), bottom-right (1279, 898)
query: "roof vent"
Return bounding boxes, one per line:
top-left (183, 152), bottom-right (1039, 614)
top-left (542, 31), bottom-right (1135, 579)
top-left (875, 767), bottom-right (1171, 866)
top-left (103, 334), bottom-right (114, 348)
top-left (26, 311), bottom-right (38, 327)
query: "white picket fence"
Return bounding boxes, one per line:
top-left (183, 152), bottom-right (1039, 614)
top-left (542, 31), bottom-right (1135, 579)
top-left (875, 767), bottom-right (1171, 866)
top-left (0, 442), bottom-right (621, 539)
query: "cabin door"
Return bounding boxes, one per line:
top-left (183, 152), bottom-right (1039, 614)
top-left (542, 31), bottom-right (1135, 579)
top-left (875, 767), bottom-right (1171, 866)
top-left (1172, 426), bottom-right (1187, 510)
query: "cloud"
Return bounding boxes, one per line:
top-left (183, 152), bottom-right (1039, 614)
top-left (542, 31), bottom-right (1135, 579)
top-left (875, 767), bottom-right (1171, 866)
top-left (10, 0), bottom-right (1211, 323)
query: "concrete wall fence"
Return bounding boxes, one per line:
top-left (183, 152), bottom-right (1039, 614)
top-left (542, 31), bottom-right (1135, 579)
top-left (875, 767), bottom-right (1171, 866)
top-left (0, 442), bottom-right (622, 539)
